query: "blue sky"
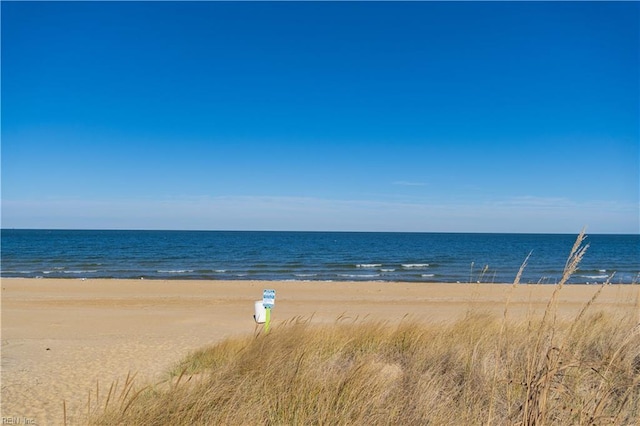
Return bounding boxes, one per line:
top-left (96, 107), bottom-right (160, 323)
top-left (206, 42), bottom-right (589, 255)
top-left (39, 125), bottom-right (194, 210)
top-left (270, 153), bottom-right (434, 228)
top-left (2, 1), bottom-right (638, 233)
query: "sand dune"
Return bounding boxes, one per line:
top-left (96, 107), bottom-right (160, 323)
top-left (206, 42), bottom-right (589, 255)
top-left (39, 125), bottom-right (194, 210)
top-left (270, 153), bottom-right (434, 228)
top-left (2, 278), bottom-right (638, 424)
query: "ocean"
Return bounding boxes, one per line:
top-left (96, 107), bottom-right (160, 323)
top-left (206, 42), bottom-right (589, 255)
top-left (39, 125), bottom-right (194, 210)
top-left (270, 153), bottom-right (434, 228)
top-left (1, 230), bottom-right (638, 284)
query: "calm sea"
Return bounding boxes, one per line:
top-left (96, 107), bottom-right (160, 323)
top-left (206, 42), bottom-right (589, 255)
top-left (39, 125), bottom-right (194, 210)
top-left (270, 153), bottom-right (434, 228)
top-left (1, 230), bottom-right (638, 284)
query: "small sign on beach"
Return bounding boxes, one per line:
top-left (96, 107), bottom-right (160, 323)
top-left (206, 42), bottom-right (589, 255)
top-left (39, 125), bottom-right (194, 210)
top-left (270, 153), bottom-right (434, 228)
top-left (262, 289), bottom-right (276, 333)
top-left (263, 289), bottom-right (276, 308)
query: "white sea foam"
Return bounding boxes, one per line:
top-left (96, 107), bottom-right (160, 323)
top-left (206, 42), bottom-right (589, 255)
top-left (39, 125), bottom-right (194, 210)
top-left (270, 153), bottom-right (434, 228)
top-left (63, 270), bottom-right (98, 274)
top-left (215, 269), bottom-right (227, 273)
top-left (157, 269), bottom-right (194, 274)
top-left (380, 268), bottom-right (395, 272)
top-left (402, 264), bottom-right (429, 269)
top-left (294, 273), bottom-right (318, 277)
top-left (356, 264), bottom-right (382, 268)
top-left (421, 274), bottom-right (435, 277)
top-left (579, 274), bottom-right (609, 280)
top-left (338, 273), bottom-right (380, 278)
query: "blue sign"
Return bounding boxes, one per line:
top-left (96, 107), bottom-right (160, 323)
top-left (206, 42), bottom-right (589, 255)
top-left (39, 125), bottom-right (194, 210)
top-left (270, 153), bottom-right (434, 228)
top-left (263, 289), bottom-right (276, 308)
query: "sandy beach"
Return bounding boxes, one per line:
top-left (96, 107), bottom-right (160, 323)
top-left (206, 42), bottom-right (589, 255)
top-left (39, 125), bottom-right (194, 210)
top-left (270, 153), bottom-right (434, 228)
top-left (2, 278), bottom-right (638, 425)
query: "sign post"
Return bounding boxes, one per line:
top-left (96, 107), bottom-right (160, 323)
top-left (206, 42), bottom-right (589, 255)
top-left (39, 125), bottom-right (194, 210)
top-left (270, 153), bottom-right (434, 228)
top-left (262, 289), bottom-right (276, 333)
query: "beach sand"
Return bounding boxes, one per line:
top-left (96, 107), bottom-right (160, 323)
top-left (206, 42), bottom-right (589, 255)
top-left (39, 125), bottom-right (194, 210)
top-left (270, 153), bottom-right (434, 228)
top-left (2, 278), bottom-right (638, 424)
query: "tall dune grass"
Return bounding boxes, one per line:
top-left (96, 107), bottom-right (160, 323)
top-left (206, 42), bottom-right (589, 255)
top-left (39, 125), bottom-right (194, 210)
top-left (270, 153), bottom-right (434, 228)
top-left (89, 232), bottom-right (640, 425)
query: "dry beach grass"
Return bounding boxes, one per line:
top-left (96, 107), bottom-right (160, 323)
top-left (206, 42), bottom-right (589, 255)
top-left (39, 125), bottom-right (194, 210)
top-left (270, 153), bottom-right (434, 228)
top-left (1, 233), bottom-right (639, 424)
top-left (92, 310), bottom-right (640, 425)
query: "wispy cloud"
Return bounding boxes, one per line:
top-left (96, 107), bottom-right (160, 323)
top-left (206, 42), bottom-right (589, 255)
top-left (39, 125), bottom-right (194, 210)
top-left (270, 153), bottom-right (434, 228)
top-left (493, 196), bottom-right (575, 209)
top-left (2, 195), bottom-right (638, 233)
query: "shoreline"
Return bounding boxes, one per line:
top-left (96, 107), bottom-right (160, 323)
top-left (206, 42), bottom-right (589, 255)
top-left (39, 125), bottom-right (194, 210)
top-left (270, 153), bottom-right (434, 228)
top-left (2, 278), bottom-right (639, 424)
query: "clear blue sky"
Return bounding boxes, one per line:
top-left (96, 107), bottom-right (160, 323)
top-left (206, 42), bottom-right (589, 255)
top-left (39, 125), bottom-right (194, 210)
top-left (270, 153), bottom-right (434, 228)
top-left (2, 1), bottom-right (638, 233)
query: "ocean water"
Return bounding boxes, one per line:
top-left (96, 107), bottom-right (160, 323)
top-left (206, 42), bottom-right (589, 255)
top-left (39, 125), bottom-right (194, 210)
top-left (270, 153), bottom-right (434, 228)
top-left (1, 230), bottom-right (638, 284)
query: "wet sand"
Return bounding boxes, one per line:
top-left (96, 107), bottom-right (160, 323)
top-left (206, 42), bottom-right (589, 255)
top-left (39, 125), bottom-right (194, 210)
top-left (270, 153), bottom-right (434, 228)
top-left (2, 278), bottom-right (638, 424)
